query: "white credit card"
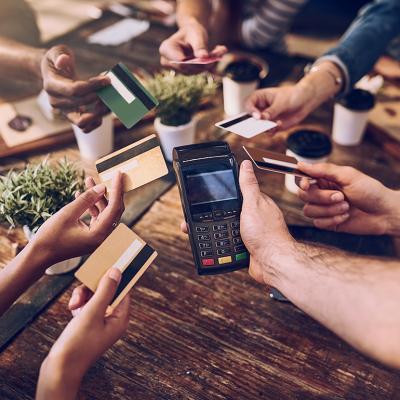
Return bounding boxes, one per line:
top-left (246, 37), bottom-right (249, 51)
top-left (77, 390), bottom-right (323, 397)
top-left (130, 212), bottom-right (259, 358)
top-left (215, 113), bottom-right (278, 138)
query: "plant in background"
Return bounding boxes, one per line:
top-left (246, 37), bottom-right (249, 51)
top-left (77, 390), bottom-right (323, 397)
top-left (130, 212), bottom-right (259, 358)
top-left (0, 158), bottom-right (84, 232)
top-left (146, 70), bottom-right (217, 126)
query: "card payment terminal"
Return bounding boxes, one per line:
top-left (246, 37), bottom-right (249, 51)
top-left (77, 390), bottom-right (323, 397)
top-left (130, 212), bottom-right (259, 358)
top-left (173, 141), bottom-right (249, 275)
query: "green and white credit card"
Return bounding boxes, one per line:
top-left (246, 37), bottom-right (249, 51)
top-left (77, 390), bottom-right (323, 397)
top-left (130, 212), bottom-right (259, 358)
top-left (96, 63), bottom-right (158, 129)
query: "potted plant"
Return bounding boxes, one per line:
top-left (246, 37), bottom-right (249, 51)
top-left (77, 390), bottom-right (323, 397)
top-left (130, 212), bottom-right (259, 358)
top-left (0, 158), bottom-right (85, 275)
top-left (146, 71), bottom-right (217, 161)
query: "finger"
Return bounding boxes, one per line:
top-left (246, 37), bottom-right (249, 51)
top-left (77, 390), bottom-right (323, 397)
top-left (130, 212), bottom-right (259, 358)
top-left (239, 160), bottom-right (261, 205)
top-left (84, 267), bottom-right (122, 318)
top-left (48, 93), bottom-right (99, 110)
top-left (107, 294), bottom-right (130, 322)
top-left (299, 177), bottom-right (311, 191)
top-left (313, 213), bottom-right (350, 230)
top-left (69, 284), bottom-right (93, 311)
top-left (96, 172), bottom-right (124, 230)
top-left (180, 221), bottom-right (188, 234)
top-left (210, 45), bottom-right (228, 57)
top-left (68, 111), bottom-right (103, 132)
top-left (47, 45), bottom-right (75, 77)
top-left (303, 201), bottom-right (350, 218)
top-left (186, 29), bottom-right (209, 58)
top-left (86, 176), bottom-right (107, 213)
top-left (297, 162), bottom-right (354, 186)
top-left (298, 186), bottom-right (345, 205)
top-left (159, 37), bottom-right (187, 62)
top-left (62, 183), bottom-right (106, 220)
top-left (75, 190), bottom-right (99, 218)
top-left (81, 118), bottom-right (103, 134)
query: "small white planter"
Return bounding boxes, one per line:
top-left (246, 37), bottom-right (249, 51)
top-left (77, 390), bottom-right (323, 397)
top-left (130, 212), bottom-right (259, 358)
top-left (154, 117), bottom-right (196, 162)
top-left (222, 76), bottom-right (259, 116)
top-left (23, 225), bottom-right (81, 275)
top-left (72, 114), bottom-right (114, 161)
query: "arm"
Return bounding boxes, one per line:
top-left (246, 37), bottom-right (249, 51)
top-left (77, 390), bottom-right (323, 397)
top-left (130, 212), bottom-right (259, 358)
top-left (320, 0), bottom-right (400, 92)
top-left (239, 160), bottom-right (400, 368)
top-left (0, 174), bottom-right (124, 317)
top-left (176, 0), bottom-right (212, 29)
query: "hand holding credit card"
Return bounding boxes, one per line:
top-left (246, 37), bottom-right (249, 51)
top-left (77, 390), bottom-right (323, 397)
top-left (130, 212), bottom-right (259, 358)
top-left (243, 146), bottom-right (315, 180)
top-left (96, 62), bottom-right (158, 129)
top-left (95, 134), bottom-right (168, 193)
top-left (75, 224), bottom-right (157, 310)
top-left (215, 113), bottom-right (277, 138)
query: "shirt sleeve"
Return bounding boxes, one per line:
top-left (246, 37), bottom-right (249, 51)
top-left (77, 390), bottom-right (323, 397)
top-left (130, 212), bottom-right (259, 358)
top-left (320, 0), bottom-right (400, 93)
top-left (241, 0), bottom-right (307, 50)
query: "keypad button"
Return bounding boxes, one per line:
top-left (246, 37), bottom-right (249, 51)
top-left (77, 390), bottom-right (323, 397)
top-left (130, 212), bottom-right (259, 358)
top-left (196, 226), bottom-right (209, 232)
top-left (231, 221), bottom-right (240, 229)
top-left (213, 224), bottom-right (228, 231)
top-left (217, 248), bottom-right (232, 256)
top-left (216, 239), bottom-right (230, 247)
top-left (234, 244), bottom-right (245, 253)
top-left (235, 252), bottom-right (248, 261)
top-left (202, 258), bottom-right (215, 266)
top-left (233, 237), bottom-right (242, 245)
top-left (213, 210), bottom-right (225, 219)
top-left (199, 243), bottom-right (211, 249)
top-left (218, 256), bottom-right (232, 265)
top-left (214, 232), bottom-right (229, 239)
top-left (200, 250), bottom-right (213, 257)
top-left (198, 234), bottom-right (211, 241)
top-left (232, 229), bottom-right (240, 237)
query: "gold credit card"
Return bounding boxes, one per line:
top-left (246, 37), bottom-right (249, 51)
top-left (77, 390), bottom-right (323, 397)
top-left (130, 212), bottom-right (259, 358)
top-left (95, 134), bottom-right (168, 193)
top-left (75, 224), bottom-right (157, 310)
top-left (243, 146), bottom-right (311, 178)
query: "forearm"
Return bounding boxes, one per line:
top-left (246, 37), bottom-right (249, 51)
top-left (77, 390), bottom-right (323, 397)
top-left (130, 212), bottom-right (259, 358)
top-left (385, 189), bottom-right (400, 237)
top-left (0, 242), bottom-right (50, 316)
top-left (37, 356), bottom-right (81, 400)
top-left (270, 241), bottom-right (400, 368)
top-left (176, 0), bottom-right (212, 28)
top-left (0, 37), bottom-right (44, 82)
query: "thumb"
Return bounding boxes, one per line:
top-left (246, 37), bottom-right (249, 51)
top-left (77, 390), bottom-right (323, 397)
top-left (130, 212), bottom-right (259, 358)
top-left (85, 268), bottom-right (122, 318)
top-left (187, 29), bottom-right (209, 58)
top-left (49, 45), bottom-right (75, 77)
top-left (297, 162), bottom-right (344, 183)
top-left (63, 184), bottom-right (106, 219)
top-left (239, 160), bottom-right (261, 204)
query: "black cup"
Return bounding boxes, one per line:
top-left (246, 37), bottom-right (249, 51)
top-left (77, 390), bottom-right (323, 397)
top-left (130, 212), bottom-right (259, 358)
top-left (287, 129), bottom-right (332, 159)
top-left (338, 88), bottom-right (375, 112)
top-left (224, 60), bottom-right (261, 83)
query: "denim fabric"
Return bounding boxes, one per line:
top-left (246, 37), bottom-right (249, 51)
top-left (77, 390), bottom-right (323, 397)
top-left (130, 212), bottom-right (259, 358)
top-left (322, 0), bottom-right (400, 90)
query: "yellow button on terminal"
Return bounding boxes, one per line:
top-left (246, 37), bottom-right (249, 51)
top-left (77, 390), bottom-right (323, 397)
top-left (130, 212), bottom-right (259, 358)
top-left (218, 256), bottom-right (232, 264)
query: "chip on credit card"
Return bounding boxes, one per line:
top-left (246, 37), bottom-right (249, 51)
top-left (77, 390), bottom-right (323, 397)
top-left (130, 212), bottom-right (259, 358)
top-left (215, 113), bottom-right (277, 138)
top-left (95, 134), bottom-right (168, 193)
top-left (243, 146), bottom-right (312, 178)
top-left (96, 62), bottom-right (158, 129)
top-left (75, 224), bottom-right (157, 310)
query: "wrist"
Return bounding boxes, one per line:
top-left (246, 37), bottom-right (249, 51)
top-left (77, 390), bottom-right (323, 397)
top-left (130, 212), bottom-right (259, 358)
top-left (179, 16), bottom-right (203, 30)
top-left (384, 190), bottom-right (400, 236)
top-left (38, 355), bottom-right (81, 400)
top-left (19, 241), bottom-right (53, 275)
top-left (30, 47), bottom-right (46, 82)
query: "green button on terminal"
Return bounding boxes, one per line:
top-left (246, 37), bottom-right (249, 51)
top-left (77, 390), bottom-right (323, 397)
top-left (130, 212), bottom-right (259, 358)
top-left (235, 252), bottom-right (248, 261)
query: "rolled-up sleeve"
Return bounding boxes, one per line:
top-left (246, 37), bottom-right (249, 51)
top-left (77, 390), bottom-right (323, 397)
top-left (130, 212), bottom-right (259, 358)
top-left (321, 0), bottom-right (400, 92)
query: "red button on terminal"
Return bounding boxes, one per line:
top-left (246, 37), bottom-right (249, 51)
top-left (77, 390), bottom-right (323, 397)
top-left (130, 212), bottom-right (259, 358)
top-left (202, 258), bottom-right (215, 266)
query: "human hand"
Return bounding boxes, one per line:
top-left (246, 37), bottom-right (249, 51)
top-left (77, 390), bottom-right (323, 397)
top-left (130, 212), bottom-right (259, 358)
top-left (297, 162), bottom-right (400, 235)
top-left (238, 160), bottom-right (295, 285)
top-left (29, 173), bottom-right (124, 267)
top-left (37, 268), bottom-right (130, 399)
top-left (159, 20), bottom-right (227, 73)
top-left (41, 44), bottom-right (110, 132)
top-left (245, 84), bottom-right (317, 130)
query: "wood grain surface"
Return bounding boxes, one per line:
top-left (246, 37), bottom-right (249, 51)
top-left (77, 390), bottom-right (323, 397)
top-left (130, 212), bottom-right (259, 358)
top-left (1, 10), bottom-right (400, 400)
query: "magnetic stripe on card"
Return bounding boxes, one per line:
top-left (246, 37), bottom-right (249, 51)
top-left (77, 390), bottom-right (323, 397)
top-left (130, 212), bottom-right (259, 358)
top-left (96, 136), bottom-right (159, 173)
top-left (219, 113), bottom-right (251, 128)
top-left (112, 63), bottom-right (156, 110)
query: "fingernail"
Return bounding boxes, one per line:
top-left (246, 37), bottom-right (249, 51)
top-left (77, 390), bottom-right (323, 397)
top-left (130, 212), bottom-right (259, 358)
top-left (331, 192), bottom-right (344, 202)
top-left (341, 202), bottom-right (349, 212)
top-left (93, 183), bottom-right (106, 194)
top-left (109, 267), bottom-right (121, 283)
top-left (72, 307), bottom-right (81, 317)
top-left (69, 293), bottom-right (79, 308)
top-left (242, 160), bottom-right (253, 170)
top-left (252, 111), bottom-right (261, 119)
top-left (339, 213), bottom-right (350, 221)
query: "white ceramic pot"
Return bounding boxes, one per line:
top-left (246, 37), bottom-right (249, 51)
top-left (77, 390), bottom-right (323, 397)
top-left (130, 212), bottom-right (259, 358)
top-left (23, 225), bottom-right (81, 275)
top-left (222, 76), bottom-right (259, 116)
top-left (284, 150), bottom-right (328, 194)
top-left (72, 114), bottom-right (114, 160)
top-left (154, 117), bottom-right (196, 162)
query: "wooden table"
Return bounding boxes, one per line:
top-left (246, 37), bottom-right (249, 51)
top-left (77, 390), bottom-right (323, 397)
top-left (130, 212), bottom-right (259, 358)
top-left (1, 12), bottom-right (400, 400)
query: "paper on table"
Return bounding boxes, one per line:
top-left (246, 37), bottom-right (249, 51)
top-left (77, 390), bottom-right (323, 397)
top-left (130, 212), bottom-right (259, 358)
top-left (87, 18), bottom-right (150, 46)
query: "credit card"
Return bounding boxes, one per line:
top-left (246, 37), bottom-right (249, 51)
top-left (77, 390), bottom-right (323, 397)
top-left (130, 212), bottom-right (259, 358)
top-left (243, 146), bottom-right (312, 178)
top-left (171, 56), bottom-right (222, 65)
top-left (215, 113), bottom-right (277, 138)
top-left (75, 223), bottom-right (157, 310)
top-left (96, 62), bottom-right (158, 129)
top-left (95, 134), bottom-right (168, 193)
